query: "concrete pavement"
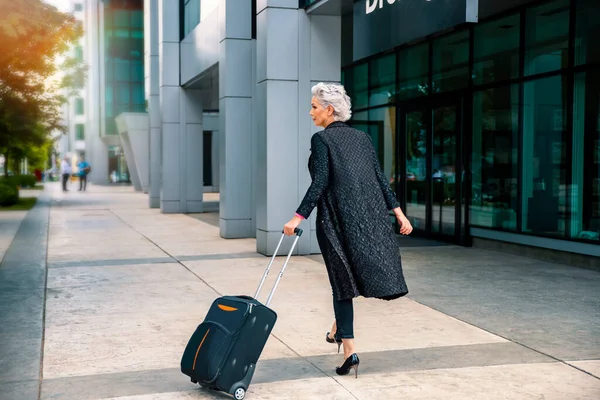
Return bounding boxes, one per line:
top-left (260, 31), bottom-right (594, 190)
top-left (1, 183), bottom-right (599, 400)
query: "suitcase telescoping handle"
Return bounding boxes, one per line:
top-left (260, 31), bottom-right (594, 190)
top-left (254, 228), bottom-right (303, 307)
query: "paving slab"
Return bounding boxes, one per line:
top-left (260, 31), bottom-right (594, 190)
top-left (569, 360), bottom-right (600, 378)
top-left (0, 189), bottom-right (51, 400)
top-left (338, 362), bottom-right (600, 400)
top-left (28, 184), bottom-right (600, 400)
top-left (0, 210), bottom-right (27, 264)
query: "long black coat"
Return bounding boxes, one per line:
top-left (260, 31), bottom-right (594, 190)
top-left (296, 122), bottom-right (409, 301)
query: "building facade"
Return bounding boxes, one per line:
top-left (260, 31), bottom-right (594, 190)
top-left (115, 0), bottom-right (598, 259)
top-left (336, 0), bottom-right (599, 257)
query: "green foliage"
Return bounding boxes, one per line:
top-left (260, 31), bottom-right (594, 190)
top-left (0, 182), bottom-right (19, 206)
top-left (1, 175), bottom-right (36, 188)
top-left (0, 0), bottom-right (85, 176)
top-left (0, 197), bottom-right (37, 211)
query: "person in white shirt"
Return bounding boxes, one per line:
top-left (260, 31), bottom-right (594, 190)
top-left (61, 156), bottom-right (72, 192)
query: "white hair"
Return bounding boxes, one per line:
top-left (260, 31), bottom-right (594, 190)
top-left (311, 82), bottom-right (352, 122)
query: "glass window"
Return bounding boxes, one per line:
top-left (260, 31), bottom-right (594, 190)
top-left (471, 85), bottom-right (519, 231)
top-left (575, 0), bottom-right (600, 66)
top-left (115, 60), bottom-right (130, 81)
top-left (522, 75), bottom-right (568, 237)
top-left (74, 46), bottom-right (83, 62)
top-left (74, 3), bottom-right (83, 12)
top-left (398, 43), bottom-right (429, 100)
top-left (131, 61), bottom-right (144, 81)
top-left (344, 63), bottom-right (369, 110)
top-left (473, 14), bottom-right (520, 85)
top-left (75, 124), bottom-right (85, 141)
top-left (131, 10), bottom-right (143, 29)
top-left (572, 69), bottom-right (600, 242)
top-left (75, 98), bottom-right (84, 115)
top-left (119, 85), bottom-right (130, 106)
top-left (184, 0), bottom-right (200, 38)
top-left (114, 10), bottom-right (130, 28)
top-left (432, 31), bottom-right (469, 93)
top-left (405, 109), bottom-right (427, 230)
top-left (369, 54), bottom-right (396, 107)
top-left (524, 0), bottom-right (569, 76)
top-left (132, 83), bottom-right (145, 108)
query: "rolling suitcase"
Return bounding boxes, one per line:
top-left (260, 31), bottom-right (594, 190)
top-left (181, 228), bottom-right (303, 400)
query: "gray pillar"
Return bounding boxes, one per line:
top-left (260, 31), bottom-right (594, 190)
top-left (146, 0), bottom-right (161, 207)
top-left (183, 89), bottom-right (204, 212)
top-left (219, 0), bottom-right (254, 237)
top-left (158, 0), bottom-right (204, 213)
top-left (255, 2), bottom-right (341, 255)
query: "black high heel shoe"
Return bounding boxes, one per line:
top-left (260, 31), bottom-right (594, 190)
top-left (326, 332), bottom-right (343, 353)
top-left (336, 353), bottom-right (360, 378)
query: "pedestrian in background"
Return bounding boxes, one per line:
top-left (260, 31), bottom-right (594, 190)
top-left (77, 156), bottom-right (91, 191)
top-left (284, 82), bottom-right (413, 378)
top-left (60, 156), bottom-right (71, 192)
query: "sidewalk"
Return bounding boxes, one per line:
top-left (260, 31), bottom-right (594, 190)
top-left (1, 183), bottom-right (599, 400)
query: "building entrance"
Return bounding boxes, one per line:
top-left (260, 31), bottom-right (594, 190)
top-left (401, 96), bottom-right (468, 244)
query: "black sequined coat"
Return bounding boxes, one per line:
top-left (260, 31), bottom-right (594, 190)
top-left (296, 122), bottom-right (409, 301)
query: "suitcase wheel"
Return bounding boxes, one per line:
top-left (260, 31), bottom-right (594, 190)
top-left (232, 386), bottom-right (246, 400)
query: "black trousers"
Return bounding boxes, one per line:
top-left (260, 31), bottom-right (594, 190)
top-left (79, 175), bottom-right (87, 191)
top-left (333, 297), bottom-right (354, 339)
top-left (62, 173), bottom-right (70, 191)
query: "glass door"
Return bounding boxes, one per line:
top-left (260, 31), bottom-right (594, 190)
top-left (405, 109), bottom-right (428, 232)
top-left (432, 105), bottom-right (459, 236)
top-left (400, 98), bottom-right (467, 243)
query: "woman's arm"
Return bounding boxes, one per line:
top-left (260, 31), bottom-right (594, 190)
top-left (295, 134), bottom-right (330, 219)
top-left (284, 134), bottom-right (329, 235)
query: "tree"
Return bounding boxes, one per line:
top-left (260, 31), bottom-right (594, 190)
top-left (0, 0), bottom-right (84, 176)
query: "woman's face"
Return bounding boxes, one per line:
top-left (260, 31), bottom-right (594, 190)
top-left (310, 96), bottom-right (333, 128)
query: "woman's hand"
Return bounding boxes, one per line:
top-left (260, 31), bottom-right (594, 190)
top-left (393, 208), bottom-right (413, 235)
top-left (284, 215), bottom-right (303, 236)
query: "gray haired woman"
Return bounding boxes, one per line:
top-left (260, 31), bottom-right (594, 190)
top-left (284, 82), bottom-right (413, 377)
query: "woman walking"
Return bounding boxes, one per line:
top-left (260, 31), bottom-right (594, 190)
top-left (283, 82), bottom-right (413, 378)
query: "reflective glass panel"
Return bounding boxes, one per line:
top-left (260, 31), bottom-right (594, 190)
top-left (471, 85), bottom-right (519, 231)
top-left (345, 63), bottom-right (369, 110)
top-left (405, 109), bottom-right (427, 231)
top-left (432, 105), bottom-right (458, 235)
top-left (575, 0), bottom-right (600, 66)
top-left (473, 14), bottom-right (520, 85)
top-left (524, 0), bottom-right (569, 76)
top-left (398, 43), bottom-right (429, 100)
top-left (432, 31), bottom-right (469, 93)
top-left (522, 75), bottom-right (568, 237)
top-left (572, 70), bottom-right (600, 242)
top-left (369, 54), bottom-right (396, 107)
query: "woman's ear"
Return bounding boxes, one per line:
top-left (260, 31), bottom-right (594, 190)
top-left (327, 105), bottom-right (335, 116)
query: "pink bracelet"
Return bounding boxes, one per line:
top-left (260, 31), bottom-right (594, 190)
top-left (295, 213), bottom-right (305, 220)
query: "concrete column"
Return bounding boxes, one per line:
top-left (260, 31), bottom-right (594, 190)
top-left (158, 0), bottom-right (204, 213)
top-left (146, 0), bottom-right (161, 207)
top-left (218, 0), bottom-right (254, 238)
top-left (182, 89), bottom-right (204, 212)
top-left (255, 1), bottom-right (341, 255)
top-left (85, 0), bottom-right (109, 184)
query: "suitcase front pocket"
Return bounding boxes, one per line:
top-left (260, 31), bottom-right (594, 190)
top-left (191, 321), bottom-right (234, 383)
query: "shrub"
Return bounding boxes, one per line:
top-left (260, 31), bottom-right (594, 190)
top-left (0, 183), bottom-right (19, 207)
top-left (0, 175), bottom-right (36, 188)
top-left (18, 174), bottom-right (37, 188)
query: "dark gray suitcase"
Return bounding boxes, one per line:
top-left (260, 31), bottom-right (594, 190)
top-left (181, 229), bottom-right (303, 400)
